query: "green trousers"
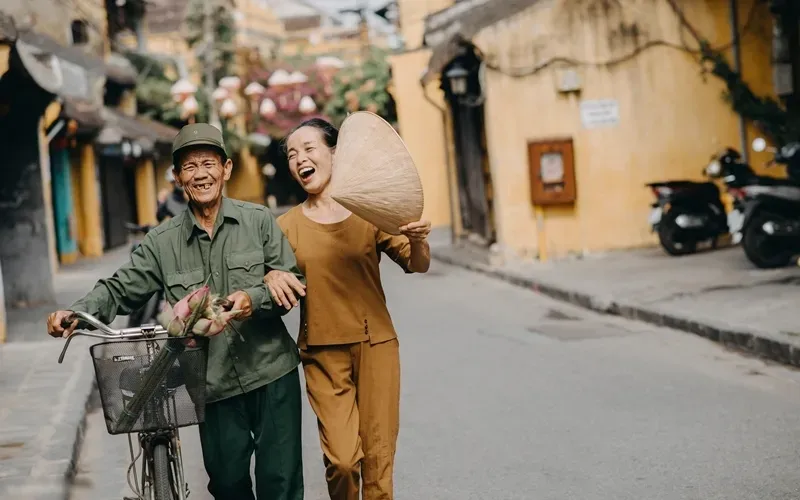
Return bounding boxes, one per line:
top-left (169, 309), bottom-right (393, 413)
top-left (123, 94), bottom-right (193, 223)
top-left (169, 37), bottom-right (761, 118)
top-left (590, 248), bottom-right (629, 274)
top-left (198, 368), bottom-right (304, 500)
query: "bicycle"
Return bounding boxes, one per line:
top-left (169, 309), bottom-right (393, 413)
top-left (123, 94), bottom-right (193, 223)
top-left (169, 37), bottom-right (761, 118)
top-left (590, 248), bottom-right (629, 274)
top-left (58, 311), bottom-right (207, 500)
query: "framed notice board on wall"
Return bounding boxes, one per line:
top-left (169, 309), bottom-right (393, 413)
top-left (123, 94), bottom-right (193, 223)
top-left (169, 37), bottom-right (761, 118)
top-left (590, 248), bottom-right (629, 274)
top-left (527, 138), bottom-right (576, 206)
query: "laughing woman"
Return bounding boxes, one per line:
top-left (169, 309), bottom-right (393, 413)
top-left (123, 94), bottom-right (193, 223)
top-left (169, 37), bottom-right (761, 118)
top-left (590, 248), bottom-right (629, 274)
top-left (265, 118), bottom-right (430, 500)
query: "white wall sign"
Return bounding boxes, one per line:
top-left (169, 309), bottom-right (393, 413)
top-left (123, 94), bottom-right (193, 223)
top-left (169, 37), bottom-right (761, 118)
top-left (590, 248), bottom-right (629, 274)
top-left (580, 99), bottom-right (620, 129)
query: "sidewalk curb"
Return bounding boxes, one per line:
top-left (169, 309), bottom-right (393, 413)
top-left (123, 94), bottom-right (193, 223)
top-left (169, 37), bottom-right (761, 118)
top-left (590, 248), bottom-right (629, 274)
top-left (65, 379), bottom-right (97, 496)
top-left (431, 249), bottom-right (800, 369)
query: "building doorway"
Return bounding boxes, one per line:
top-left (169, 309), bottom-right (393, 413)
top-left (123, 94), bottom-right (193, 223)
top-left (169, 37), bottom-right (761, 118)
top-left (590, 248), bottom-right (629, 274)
top-left (442, 47), bottom-right (496, 246)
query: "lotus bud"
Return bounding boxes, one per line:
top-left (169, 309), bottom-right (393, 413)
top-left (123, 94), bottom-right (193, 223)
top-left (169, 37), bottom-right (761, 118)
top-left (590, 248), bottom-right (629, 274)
top-left (187, 285), bottom-right (210, 312)
top-left (167, 317), bottom-right (186, 337)
top-left (156, 303), bottom-right (176, 330)
top-left (173, 296), bottom-right (191, 320)
top-left (191, 318), bottom-right (213, 336)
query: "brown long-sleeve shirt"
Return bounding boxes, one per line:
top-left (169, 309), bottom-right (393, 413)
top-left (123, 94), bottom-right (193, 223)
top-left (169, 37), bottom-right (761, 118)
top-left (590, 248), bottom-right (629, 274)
top-left (277, 206), bottom-right (413, 348)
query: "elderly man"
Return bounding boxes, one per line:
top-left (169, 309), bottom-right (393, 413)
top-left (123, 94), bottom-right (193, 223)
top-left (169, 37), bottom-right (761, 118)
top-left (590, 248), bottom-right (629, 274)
top-left (46, 123), bottom-right (306, 500)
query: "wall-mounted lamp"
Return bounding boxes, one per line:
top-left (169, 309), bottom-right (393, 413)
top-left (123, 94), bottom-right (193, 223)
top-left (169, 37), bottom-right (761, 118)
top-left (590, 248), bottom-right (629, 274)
top-left (445, 63), bottom-right (469, 96)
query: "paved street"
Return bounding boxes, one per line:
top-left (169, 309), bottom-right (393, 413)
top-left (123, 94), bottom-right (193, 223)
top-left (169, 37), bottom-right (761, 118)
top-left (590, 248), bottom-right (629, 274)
top-left (70, 258), bottom-right (800, 500)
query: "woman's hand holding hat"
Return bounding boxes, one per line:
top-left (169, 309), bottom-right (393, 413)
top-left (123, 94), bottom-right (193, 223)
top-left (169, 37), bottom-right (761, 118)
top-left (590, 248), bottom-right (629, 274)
top-left (399, 220), bottom-right (431, 243)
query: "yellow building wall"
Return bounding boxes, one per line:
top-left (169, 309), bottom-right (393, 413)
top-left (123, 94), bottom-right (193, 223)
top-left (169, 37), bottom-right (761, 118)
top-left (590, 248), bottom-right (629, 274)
top-left (0, 45), bottom-right (9, 78)
top-left (75, 143), bottom-right (104, 257)
top-left (466, 0), bottom-right (774, 260)
top-left (235, 0), bottom-right (285, 54)
top-left (389, 49), bottom-right (453, 228)
top-left (135, 159), bottom-right (158, 226)
top-left (397, 0), bottom-right (454, 49)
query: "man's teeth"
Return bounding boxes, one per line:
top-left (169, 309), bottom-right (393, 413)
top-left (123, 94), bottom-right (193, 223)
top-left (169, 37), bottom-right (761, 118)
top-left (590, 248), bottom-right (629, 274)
top-left (195, 183), bottom-right (212, 191)
top-left (299, 167), bottom-right (314, 177)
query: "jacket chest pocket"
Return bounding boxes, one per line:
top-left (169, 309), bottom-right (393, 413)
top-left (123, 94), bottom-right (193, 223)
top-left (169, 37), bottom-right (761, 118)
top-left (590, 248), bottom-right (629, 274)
top-left (164, 268), bottom-right (205, 303)
top-left (226, 250), bottom-right (265, 291)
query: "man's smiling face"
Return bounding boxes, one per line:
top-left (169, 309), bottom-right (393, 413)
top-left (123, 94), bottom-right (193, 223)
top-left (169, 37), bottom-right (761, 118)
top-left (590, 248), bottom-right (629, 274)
top-left (175, 147), bottom-right (232, 207)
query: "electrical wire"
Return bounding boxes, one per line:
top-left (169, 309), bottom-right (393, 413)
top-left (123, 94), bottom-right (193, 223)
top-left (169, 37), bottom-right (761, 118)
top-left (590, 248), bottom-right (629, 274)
top-left (452, 0), bottom-right (761, 79)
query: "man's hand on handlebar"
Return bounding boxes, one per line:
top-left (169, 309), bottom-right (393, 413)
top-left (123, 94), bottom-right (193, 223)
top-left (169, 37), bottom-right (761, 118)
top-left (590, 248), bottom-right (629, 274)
top-left (47, 310), bottom-right (78, 338)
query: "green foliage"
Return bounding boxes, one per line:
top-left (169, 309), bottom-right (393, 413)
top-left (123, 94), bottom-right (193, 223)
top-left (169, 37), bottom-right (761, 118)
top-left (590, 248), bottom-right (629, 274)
top-left (123, 51), bottom-right (183, 125)
top-left (699, 42), bottom-right (800, 146)
top-left (324, 48), bottom-right (397, 127)
top-left (185, 0), bottom-right (237, 83)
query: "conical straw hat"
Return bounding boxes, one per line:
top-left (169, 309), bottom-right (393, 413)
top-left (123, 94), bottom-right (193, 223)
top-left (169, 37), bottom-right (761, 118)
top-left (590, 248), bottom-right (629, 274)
top-left (329, 111), bottom-right (424, 235)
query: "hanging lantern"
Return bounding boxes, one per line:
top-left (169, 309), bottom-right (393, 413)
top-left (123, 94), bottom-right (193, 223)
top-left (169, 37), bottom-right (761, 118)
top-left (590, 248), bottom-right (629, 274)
top-left (268, 69), bottom-right (291, 87)
top-left (219, 76), bottom-right (241, 92)
top-left (171, 79), bottom-right (197, 103)
top-left (181, 95), bottom-right (199, 117)
top-left (259, 98), bottom-right (277, 118)
top-left (316, 56), bottom-right (346, 69)
top-left (288, 71), bottom-right (308, 85)
top-left (212, 87), bottom-right (229, 102)
top-left (298, 95), bottom-right (317, 114)
top-left (244, 81), bottom-right (266, 99)
top-left (219, 98), bottom-right (238, 119)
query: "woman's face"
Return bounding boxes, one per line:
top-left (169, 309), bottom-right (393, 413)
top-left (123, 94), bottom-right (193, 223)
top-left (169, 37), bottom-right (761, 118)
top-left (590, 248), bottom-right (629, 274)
top-left (286, 126), bottom-right (334, 195)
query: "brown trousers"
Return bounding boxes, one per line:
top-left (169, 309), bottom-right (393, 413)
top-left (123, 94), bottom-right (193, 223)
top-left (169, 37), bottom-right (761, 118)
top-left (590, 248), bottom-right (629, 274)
top-left (300, 338), bottom-right (400, 500)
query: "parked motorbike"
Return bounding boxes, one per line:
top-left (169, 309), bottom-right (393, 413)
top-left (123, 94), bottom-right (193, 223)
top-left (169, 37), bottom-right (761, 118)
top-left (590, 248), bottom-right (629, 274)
top-left (739, 137), bottom-right (800, 268)
top-left (646, 147), bottom-right (750, 256)
top-left (125, 222), bottom-right (164, 327)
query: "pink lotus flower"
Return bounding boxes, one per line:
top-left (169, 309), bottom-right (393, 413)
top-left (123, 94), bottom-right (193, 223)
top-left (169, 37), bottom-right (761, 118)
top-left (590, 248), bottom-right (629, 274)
top-left (157, 285), bottom-right (240, 340)
top-left (191, 309), bottom-right (241, 337)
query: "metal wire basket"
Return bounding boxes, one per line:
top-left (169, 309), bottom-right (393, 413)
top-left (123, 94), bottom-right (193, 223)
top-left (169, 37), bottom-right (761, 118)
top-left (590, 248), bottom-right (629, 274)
top-left (90, 338), bottom-right (207, 435)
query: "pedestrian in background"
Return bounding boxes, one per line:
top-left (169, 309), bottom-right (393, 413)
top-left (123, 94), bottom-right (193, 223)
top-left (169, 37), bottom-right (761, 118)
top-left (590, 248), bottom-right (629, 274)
top-left (265, 117), bottom-right (431, 500)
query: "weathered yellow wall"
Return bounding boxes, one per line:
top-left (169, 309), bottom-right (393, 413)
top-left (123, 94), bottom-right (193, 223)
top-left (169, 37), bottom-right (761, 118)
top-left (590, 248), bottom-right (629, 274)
top-left (155, 158), bottom-right (174, 194)
top-left (227, 146), bottom-right (265, 204)
top-left (77, 144), bottom-right (103, 257)
top-left (135, 159), bottom-right (158, 226)
top-left (389, 49), bottom-right (453, 228)
top-left (397, 0), bottom-right (454, 49)
top-left (0, 45), bottom-right (9, 78)
top-left (38, 116), bottom-right (59, 276)
top-left (235, 0), bottom-right (284, 54)
top-left (468, 0), bottom-right (774, 259)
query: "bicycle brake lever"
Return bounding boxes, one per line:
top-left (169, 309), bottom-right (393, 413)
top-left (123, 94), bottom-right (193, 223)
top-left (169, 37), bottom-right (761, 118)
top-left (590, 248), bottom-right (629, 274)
top-left (57, 333), bottom-right (80, 364)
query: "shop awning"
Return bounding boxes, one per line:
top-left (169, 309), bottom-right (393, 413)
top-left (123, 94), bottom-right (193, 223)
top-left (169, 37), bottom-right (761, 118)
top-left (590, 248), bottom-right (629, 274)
top-left (96, 107), bottom-right (178, 156)
top-left (11, 28), bottom-right (137, 102)
top-left (61, 98), bottom-right (105, 133)
top-left (420, 0), bottom-right (538, 85)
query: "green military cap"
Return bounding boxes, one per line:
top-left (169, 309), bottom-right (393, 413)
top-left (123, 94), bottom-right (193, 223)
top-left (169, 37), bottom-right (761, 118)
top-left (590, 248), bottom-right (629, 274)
top-left (172, 123), bottom-right (228, 164)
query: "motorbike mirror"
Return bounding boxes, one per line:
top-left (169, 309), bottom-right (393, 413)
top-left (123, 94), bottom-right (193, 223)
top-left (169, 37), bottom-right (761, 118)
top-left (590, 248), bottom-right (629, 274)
top-left (752, 137), bottom-right (767, 152)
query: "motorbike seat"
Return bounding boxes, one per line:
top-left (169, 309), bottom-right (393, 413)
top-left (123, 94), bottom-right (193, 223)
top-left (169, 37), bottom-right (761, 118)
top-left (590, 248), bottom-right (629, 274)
top-left (646, 180), bottom-right (708, 189)
top-left (752, 175), bottom-right (800, 187)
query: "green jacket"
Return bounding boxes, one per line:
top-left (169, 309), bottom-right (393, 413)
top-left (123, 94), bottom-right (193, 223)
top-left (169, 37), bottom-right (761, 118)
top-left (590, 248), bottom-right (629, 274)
top-left (70, 197), bottom-right (304, 403)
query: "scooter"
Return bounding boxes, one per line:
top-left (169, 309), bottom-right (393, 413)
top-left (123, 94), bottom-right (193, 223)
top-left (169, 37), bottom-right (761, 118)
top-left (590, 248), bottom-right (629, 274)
top-left (125, 222), bottom-right (164, 327)
top-left (739, 137), bottom-right (800, 268)
top-left (646, 147), bottom-right (750, 256)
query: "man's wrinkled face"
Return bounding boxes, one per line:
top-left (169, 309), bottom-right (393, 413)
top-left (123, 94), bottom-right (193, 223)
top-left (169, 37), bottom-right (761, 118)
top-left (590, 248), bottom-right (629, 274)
top-left (175, 147), bottom-right (232, 207)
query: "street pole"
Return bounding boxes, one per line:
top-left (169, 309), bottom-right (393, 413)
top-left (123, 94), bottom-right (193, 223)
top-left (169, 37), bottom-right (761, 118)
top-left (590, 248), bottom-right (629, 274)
top-left (204, 0), bottom-right (221, 130)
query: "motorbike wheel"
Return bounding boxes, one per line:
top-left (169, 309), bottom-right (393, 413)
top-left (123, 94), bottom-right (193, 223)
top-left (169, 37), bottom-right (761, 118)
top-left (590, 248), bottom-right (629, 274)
top-left (742, 211), bottom-right (794, 269)
top-left (657, 209), bottom-right (698, 256)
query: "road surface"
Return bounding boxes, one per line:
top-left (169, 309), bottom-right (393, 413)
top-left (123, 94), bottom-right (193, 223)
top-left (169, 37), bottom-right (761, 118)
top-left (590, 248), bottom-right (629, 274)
top-left (70, 259), bottom-right (800, 500)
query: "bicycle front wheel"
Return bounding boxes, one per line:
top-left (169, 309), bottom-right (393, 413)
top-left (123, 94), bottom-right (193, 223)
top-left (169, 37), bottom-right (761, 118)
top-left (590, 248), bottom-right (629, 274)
top-left (152, 443), bottom-right (173, 500)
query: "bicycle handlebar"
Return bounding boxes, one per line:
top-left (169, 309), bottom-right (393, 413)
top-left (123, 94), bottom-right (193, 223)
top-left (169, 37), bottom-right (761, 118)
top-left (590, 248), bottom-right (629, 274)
top-left (58, 311), bottom-right (168, 364)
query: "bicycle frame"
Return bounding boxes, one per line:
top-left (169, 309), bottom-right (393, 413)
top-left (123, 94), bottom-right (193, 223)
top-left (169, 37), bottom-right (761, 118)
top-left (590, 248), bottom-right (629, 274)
top-left (58, 311), bottom-right (193, 500)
